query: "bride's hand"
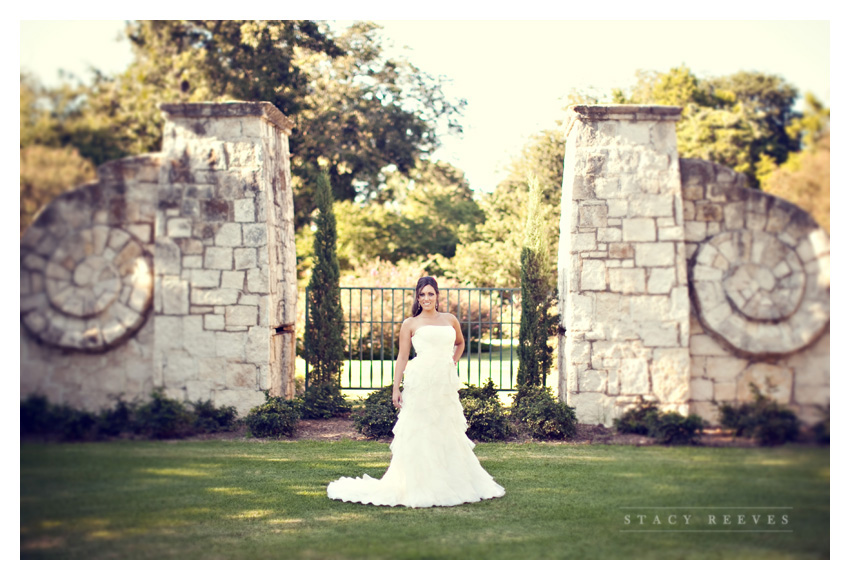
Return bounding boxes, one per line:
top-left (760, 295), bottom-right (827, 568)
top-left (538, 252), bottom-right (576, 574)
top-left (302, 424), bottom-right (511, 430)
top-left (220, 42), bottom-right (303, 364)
top-left (392, 390), bottom-right (402, 409)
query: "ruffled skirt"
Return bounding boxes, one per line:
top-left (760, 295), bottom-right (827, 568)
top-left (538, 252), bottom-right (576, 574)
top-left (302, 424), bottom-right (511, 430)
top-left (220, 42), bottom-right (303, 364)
top-left (327, 357), bottom-right (505, 508)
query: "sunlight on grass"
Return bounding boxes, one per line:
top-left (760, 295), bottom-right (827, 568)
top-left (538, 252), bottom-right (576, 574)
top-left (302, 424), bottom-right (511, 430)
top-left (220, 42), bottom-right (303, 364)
top-left (21, 441), bottom-right (829, 559)
top-left (227, 510), bottom-right (274, 520)
top-left (140, 468), bottom-right (210, 477)
top-left (206, 487), bottom-right (252, 495)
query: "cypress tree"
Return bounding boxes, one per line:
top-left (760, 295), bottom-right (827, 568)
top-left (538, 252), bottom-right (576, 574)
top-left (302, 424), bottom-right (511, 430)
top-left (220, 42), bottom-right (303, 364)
top-left (304, 169), bottom-right (349, 418)
top-left (516, 175), bottom-right (554, 394)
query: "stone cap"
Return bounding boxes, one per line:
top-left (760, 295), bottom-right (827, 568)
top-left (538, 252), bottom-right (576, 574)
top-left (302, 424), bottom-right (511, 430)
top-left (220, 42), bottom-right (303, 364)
top-left (568, 104), bottom-right (682, 122)
top-left (159, 101), bottom-right (295, 134)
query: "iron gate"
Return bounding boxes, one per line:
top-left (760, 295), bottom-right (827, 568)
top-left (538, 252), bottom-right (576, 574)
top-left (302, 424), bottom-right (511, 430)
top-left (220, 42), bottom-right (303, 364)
top-left (305, 287), bottom-right (522, 391)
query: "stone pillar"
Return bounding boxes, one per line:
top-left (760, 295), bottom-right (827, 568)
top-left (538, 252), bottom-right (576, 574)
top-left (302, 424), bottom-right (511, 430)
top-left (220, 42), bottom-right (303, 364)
top-left (154, 102), bottom-right (298, 414)
top-left (558, 105), bottom-right (690, 425)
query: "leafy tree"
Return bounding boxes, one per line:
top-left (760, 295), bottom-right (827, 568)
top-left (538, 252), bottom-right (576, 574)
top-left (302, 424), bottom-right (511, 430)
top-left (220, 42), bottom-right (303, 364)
top-left (331, 159), bottom-right (482, 270)
top-left (449, 130), bottom-right (562, 288)
top-left (303, 170), bottom-right (349, 417)
top-left (516, 175), bottom-right (555, 392)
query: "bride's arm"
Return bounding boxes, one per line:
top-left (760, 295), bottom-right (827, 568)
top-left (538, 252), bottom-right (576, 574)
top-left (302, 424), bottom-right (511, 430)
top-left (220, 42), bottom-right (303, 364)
top-left (392, 319), bottom-right (413, 409)
top-left (450, 314), bottom-right (465, 363)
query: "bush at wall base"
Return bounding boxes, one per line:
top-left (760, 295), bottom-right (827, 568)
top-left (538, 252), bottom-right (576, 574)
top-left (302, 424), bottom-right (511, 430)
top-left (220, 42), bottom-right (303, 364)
top-left (459, 379), bottom-right (514, 442)
top-left (352, 385), bottom-right (398, 439)
top-left (20, 389), bottom-right (238, 441)
top-left (245, 392), bottom-right (302, 438)
top-left (614, 398), bottom-right (705, 445)
top-left (717, 383), bottom-right (801, 446)
top-left (511, 385), bottom-right (577, 440)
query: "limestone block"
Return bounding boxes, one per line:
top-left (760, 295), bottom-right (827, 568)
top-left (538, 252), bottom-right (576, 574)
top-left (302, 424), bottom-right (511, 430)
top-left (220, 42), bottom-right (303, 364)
top-left (618, 358), bottom-right (650, 395)
top-left (579, 204), bottom-right (608, 227)
top-left (647, 268), bottom-right (675, 294)
top-left (568, 391), bottom-right (611, 425)
top-left (191, 269), bottom-right (221, 288)
top-left (793, 383), bottom-right (829, 406)
top-left (215, 388), bottom-right (266, 417)
top-left (215, 331), bottom-right (246, 360)
top-left (714, 382), bottom-right (737, 401)
top-left (594, 176), bottom-right (622, 199)
top-left (155, 239), bottom-right (182, 276)
top-left (225, 304), bottom-right (258, 326)
top-left (198, 357), bottom-right (227, 386)
top-left (243, 224), bottom-right (268, 247)
top-left (639, 322), bottom-right (679, 347)
top-left (570, 340), bottom-right (591, 367)
top-left (161, 276), bottom-right (190, 315)
top-left (234, 247), bottom-right (257, 270)
top-left (629, 295), bottom-right (671, 322)
top-left (689, 401), bottom-right (720, 425)
top-left (608, 200), bottom-right (628, 218)
top-left (578, 369), bottom-right (606, 392)
top-left (670, 287), bottom-right (690, 320)
top-left (609, 268), bottom-right (645, 294)
top-left (191, 287), bottom-right (240, 306)
top-left (226, 362), bottom-right (258, 388)
top-left (245, 325), bottom-right (269, 364)
top-left (598, 228), bottom-right (623, 243)
top-left (623, 218), bottom-right (656, 242)
top-left (690, 378), bottom-right (714, 401)
top-left (690, 334), bottom-right (730, 356)
top-left (650, 348), bottom-right (690, 403)
top-left (572, 293), bottom-right (593, 331)
top-left (215, 223), bottom-right (243, 247)
top-left (736, 363), bottom-right (793, 404)
top-left (220, 270), bottom-right (245, 290)
top-left (629, 194), bottom-right (673, 217)
top-left (182, 255), bottom-right (203, 269)
top-left (684, 221), bottom-right (707, 242)
top-left (184, 380), bottom-right (215, 403)
top-left (573, 232), bottom-right (598, 252)
top-left (234, 198), bottom-right (256, 222)
top-left (580, 259), bottom-right (607, 291)
top-left (183, 315), bottom-right (217, 358)
top-left (204, 247), bottom-right (233, 270)
top-left (163, 350), bottom-right (198, 388)
top-left (204, 314), bottom-right (225, 331)
top-left (167, 218), bottom-right (192, 238)
top-left (705, 357), bottom-right (749, 382)
top-left (609, 243), bottom-right (634, 259)
top-left (635, 243), bottom-right (675, 267)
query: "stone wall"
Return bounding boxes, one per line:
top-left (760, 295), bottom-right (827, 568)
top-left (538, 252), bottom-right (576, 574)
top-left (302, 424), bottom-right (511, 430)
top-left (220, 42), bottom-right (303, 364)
top-left (20, 155), bottom-right (159, 410)
top-left (559, 104), bottom-right (830, 426)
top-left (559, 105), bottom-right (691, 425)
top-left (681, 159), bottom-right (830, 425)
top-left (21, 102), bottom-right (298, 416)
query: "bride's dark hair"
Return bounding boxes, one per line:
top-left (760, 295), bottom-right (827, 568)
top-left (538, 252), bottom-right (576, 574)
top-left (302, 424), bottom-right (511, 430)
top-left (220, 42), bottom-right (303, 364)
top-left (411, 276), bottom-right (440, 317)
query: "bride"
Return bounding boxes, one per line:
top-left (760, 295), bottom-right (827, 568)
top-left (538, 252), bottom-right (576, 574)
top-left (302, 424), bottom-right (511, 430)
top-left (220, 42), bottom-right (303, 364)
top-left (327, 276), bottom-right (505, 508)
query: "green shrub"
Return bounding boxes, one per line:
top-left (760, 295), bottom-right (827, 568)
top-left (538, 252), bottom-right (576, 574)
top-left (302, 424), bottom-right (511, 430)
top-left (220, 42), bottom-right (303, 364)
top-left (190, 399), bottom-right (238, 433)
top-left (812, 405), bottom-right (829, 445)
top-left (353, 385), bottom-right (398, 439)
top-left (96, 398), bottom-right (137, 437)
top-left (614, 398), bottom-right (660, 436)
top-left (299, 381), bottom-right (352, 419)
top-left (718, 384), bottom-right (800, 446)
top-left (615, 399), bottom-right (704, 445)
top-left (511, 386), bottom-right (577, 440)
top-left (133, 389), bottom-right (194, 439)
top-left (21, 395), bottom-right (54, 436)
top-left (459, 379), bottom-right (513, 442)
top-left (652, 412), bottom-right (705, 445)
top-left (245, 393), bottom-right (301, 438)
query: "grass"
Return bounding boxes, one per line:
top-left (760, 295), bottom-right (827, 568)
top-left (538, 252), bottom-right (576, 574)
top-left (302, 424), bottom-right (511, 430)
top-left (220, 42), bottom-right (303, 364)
top-left (20, 440), bottom-right (829, 559)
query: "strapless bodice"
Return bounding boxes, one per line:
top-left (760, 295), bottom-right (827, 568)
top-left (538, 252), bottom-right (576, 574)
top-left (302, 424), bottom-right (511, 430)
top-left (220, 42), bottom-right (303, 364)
top-left (411, 325), bottom-right (455, 361)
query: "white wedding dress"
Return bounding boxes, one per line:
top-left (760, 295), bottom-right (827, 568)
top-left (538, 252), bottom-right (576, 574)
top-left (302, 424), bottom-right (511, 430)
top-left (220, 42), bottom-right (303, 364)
top-left (327, 325), bottom-right (505, 508)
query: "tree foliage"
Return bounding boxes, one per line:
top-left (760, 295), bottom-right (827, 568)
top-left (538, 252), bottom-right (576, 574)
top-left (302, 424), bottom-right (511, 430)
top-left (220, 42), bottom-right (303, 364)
top-left (516, 176), bottom-right (555, 392)
top-left (27, 20), bottom-right (464, 230)
top-left (305, 170), bottom-right (346, 392)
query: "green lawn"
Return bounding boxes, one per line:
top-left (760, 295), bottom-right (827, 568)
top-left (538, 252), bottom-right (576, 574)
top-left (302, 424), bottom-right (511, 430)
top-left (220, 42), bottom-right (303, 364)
top-left (20, 440), bottom-right (829, 559)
